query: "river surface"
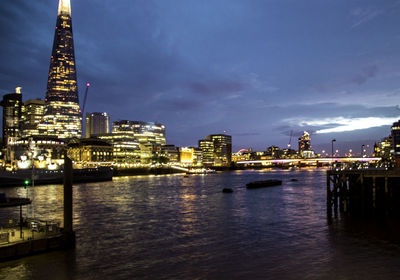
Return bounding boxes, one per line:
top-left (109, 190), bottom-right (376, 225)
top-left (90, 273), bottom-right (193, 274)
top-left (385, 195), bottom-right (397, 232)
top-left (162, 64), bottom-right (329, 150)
top-left (1, 168), bottom-right (400, 279)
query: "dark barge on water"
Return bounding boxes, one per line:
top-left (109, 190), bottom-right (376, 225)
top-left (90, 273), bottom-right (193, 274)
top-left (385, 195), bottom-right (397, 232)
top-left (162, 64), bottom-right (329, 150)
top-left (0, 167), bottom-right (113, 187)
top-left (246, 179), bottom-right (282, 189)
top-left (327, 168), bottom-right (400, 217)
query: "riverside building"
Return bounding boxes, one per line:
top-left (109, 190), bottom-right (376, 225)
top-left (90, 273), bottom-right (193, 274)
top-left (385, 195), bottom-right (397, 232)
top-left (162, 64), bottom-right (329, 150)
top-left (38, 0), bottom-right (81, 139)
top-left (85, 112), bottom-right (110, 138)
top-left (67, 138), bottom-right (113, 168)
top-left (97, 120), bottom-right (166, 166)
top-left (298, 131), bottom-right (315, 158)
top-left (21, 99), bottom-right (45, 138)
top-left (298, 131), bottom-right (311, 152)
top-left (391, 121), bottom-right (400, 165)
top-left (199, 134), bottom-right (232, 166)
top-left (112, 121), bottom-right (166, 146)
top-left (373, 135), bottom-right (393, 163)
top-left (198, 139), bottom-right (214, 166)
top-left (0, 87), bottom-right (22, 147)
top-left (206, 134), bottom-right (232, 166)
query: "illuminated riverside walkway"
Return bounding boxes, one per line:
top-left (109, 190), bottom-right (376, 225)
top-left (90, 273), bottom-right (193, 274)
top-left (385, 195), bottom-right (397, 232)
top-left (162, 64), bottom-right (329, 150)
top-left (237, 157), bottom-right (381, 166)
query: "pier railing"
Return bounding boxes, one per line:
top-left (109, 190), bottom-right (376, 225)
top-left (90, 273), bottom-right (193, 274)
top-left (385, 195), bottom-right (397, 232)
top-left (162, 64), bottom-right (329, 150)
top-left (0, 218), bottom-right (61, 246)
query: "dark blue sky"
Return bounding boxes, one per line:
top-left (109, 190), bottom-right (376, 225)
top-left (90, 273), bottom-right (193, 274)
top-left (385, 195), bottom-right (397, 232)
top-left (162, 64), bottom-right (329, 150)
top-left (1, 0), bottom-right (400, 154)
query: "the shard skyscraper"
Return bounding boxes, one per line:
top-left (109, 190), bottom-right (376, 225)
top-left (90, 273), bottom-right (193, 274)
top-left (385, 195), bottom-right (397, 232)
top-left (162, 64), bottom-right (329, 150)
top-left (39, 0), bottom-right (81, 139)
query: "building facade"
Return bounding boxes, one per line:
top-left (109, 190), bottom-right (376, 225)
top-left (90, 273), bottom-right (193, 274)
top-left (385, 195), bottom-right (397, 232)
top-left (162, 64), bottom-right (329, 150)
top-left (112, 120), bottom-right (166, 146)
top-left (203, 134), bottom-right (232, 166)
top-left (198, 139), bottom-right (214, 166)
top-left (298, 131), bottom-right (311, 152)
top-left (391, 121), bottom-right (400, 165)
top-left (86, 112), bottom-right (110, 138)
top-left (161, 145), bottom-right (180, 163)
top-left (21, 99), bottom-right (45, 138)
top-left (67, 138), bottom-right (113, 168)
top-left (373, 135), bottom-right (393, 163)
top-left (97, 133), bottom-right (141, 166)
top-left (179, 147), bottom-right (195, 165)
top-left (0, 87), bottom-right (22, 147)
top-left (39, 0), bottom-right (81, 139)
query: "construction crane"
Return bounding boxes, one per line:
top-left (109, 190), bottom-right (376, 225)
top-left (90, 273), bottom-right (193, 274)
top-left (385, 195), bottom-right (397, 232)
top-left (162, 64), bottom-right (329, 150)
top-left (81, 82), bottom-right (91, 117)
top-left (287, 130), bottom-right (293, 149)
top-left (81, 82), bottom-right (90, 137)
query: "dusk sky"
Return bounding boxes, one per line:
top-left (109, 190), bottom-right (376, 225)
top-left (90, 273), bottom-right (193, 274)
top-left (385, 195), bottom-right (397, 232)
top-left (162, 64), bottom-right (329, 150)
top-left (1, 0), bottom-right (400, 153)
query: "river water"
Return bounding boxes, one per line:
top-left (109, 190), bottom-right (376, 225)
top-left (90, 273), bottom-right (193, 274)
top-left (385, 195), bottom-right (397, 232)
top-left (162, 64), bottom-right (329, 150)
top-left (1, 168), bottom-right (400, 279)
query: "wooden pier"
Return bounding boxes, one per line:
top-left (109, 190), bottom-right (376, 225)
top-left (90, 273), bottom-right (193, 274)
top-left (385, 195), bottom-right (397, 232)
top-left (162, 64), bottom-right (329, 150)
top-left (327, 168), bottom-right (400, 218)
top-left (0, 154), bottom-right (75, 262)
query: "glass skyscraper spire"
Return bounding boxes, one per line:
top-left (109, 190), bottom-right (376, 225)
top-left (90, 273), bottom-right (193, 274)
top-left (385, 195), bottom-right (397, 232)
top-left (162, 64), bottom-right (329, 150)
top-left (39, 0), bottom-right (81, 139)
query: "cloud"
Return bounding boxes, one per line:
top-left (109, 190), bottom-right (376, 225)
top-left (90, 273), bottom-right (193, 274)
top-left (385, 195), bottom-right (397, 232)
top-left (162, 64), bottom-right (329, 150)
top-left (350, 64), bottom-right (378, 85)
top-left (158, 98), bottom-right (201, 111)
top-left (292, 116), bottom-right (400, 134)
top-left (351, 7), bottom-right (384, 28)
top-left (188, 80), bottom-right (248, 96)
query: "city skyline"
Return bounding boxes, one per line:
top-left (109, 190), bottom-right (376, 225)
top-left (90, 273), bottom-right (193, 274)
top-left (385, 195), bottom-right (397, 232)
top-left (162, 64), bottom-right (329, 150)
top-left (1, 1), bottom-right (400, 152)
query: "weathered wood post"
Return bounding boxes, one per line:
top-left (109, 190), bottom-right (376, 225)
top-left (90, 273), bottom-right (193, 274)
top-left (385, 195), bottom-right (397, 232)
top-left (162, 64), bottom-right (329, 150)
top-left (343, 175), bottom-right (347, 213)
top-left (385, 176), bottom-right (389, 215)
top-left (64, 152), bottom-right (73, 233)
top-left (64, 150), bottom-right (75, 247)
top-left (20, 205), bottom-right (23, 239)
top-left (372, 176), bottom-right (376, 210)
top-left (327, 172), bottom-right (332, 218)
top-left (333, 175), bottom-right (338, 216)
top-left (361, 174), bottom-right (365, 215)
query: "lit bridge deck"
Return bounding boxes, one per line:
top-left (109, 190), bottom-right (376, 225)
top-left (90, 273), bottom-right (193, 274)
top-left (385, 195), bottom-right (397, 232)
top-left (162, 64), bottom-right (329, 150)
top-left (237, 157), bottom-right (381, 166)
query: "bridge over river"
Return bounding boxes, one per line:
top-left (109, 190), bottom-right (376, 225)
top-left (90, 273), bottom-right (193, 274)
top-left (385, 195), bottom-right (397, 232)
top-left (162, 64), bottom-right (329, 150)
top-left (237, 157), bottom-right (381, 167)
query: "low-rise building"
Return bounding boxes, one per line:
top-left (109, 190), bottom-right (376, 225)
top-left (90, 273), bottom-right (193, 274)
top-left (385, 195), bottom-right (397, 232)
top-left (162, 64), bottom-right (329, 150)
top-left (67, 138), bottom-right (113, 168)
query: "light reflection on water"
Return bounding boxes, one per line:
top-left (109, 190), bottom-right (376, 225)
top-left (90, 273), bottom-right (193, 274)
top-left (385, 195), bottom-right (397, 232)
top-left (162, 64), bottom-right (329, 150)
top-left (1, 169), bottom-right (400, 279)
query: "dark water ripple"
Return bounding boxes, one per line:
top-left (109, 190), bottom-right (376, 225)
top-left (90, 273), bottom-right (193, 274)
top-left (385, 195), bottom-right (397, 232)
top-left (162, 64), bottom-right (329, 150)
top-left (1, 169), bottom-right (400, 279)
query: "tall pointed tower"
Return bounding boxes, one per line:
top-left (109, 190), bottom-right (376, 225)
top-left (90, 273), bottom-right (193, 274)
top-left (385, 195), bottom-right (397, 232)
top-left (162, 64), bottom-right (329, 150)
top-left (39, 0), bottom-right (81, 139)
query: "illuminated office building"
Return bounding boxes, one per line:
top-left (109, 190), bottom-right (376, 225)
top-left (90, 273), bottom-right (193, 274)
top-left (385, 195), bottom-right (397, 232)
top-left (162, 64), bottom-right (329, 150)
top-left (39, 0), bottom-right (81, 139)
top-left (86, 112), bottom-right (110, 138)
top-left (112, 121), bottom-right (166, 146)
top-left (198, 139), bottom-right (214, 166)
top-left (373, 136), bottom-right (393, 162)
top-left (97, 133), bottom-right (141, 166)
top-left (206, 134), bottom-right (232, 166)
top-left (266, 146), bottom-right (281, 159)
top-left (298, 131), bottom-right (311, 152)
top-left (179, 147), bottom-right (195, 165)
top-left (161, 145), bottom-right (180, 163)
top-left (201, 134), bottom-right (232, 166)
top-left (1, 87), bottom-right (22, 146)
top-left (391, 121), bottom-right (400, 165)
top-left (21, 99), bottom-right (45, 137)
top-left (193, 148), bottom-right (203, 166)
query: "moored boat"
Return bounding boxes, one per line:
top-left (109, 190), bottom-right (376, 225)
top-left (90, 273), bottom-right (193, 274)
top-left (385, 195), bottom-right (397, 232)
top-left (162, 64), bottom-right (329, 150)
top-left (0, 167), bottom-right (113, 187)
top-left (246, 179), bottom-right (282, 189)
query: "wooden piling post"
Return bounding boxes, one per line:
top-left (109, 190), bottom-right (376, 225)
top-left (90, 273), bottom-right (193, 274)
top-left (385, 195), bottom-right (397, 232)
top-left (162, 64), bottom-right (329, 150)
top-left (372, 176), bottom-right (376, 210)
top-left (64, 152), bottom-right (73, 233)
top-left (333, 175), bottom-right (338, 216)
top-left (327, 172), bottom-right (332, 217)
top-left (385, 176), bottom-right (389, 215)
top-left (343, 175), bottom-right (347, 213)
top-left (361, 174), bottom-right (365, 215)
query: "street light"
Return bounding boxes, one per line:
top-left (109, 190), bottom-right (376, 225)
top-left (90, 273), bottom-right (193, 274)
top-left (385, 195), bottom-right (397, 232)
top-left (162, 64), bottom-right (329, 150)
top-left (331, 139), bottom-right (336, 158)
